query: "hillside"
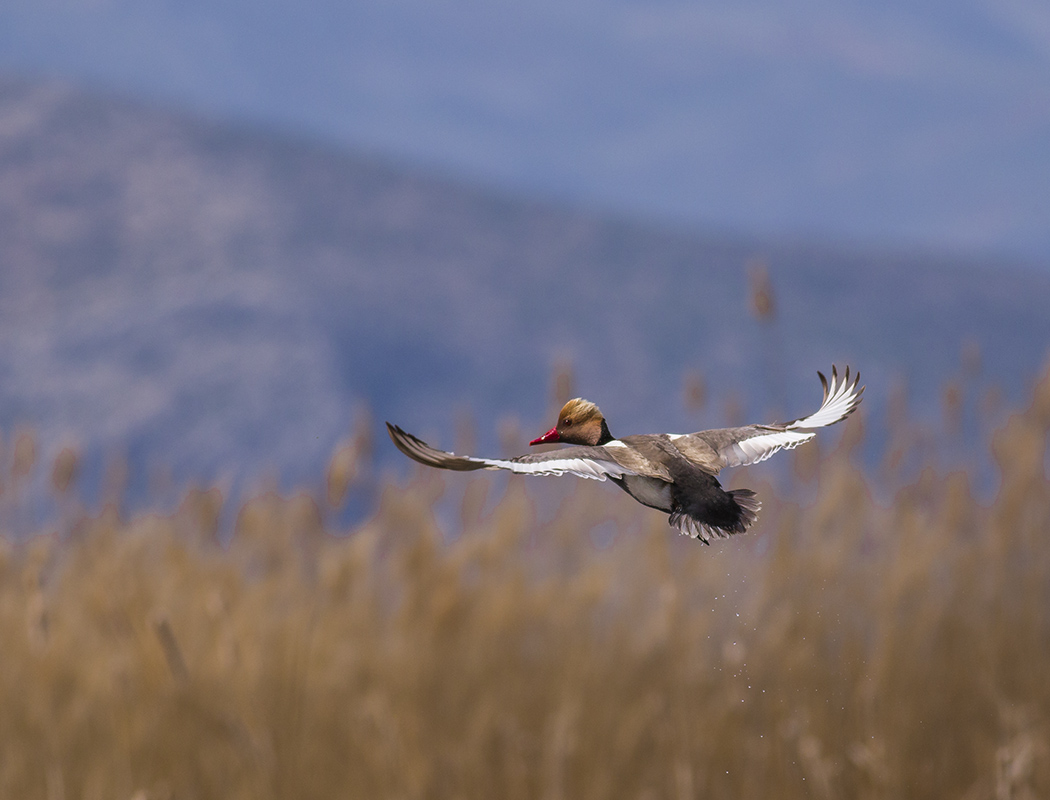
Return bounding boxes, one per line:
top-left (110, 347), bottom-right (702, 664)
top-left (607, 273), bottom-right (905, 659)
top-left (1, 76), bottom-right (1049, 498)
top-left (3, 2), bottom-right (1049, 256)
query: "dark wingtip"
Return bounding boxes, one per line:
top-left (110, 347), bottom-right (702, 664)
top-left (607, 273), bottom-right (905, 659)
top-left (386, 422), bottom-right (411, 457)
top-left (833, 365), bottom-right (866, 420)
top-left (385, 421), bottom-right (490, 472)
top-left (819, 364), bottom-right (866, 410)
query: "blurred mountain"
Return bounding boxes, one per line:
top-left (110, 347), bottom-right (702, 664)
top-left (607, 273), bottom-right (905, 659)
top-left (1, 2), bottom-right (1048, 258)
top-left (1, 76), bottom-right (1049, 501)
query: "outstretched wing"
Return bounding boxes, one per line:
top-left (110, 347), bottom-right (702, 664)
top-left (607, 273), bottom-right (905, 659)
top-left (386, 424), bottom-right (639, 481)
top-left (672, 365), bottom-right (864, 473)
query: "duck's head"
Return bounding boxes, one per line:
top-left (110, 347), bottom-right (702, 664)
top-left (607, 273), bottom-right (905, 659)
top-left (529, 398), bottom-right (612, 447)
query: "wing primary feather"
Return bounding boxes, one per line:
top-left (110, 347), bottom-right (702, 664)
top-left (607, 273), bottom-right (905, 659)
top-left (386, 423), bottom-right (490, 471)
top-left (785, 365), bottom-right (863, 430)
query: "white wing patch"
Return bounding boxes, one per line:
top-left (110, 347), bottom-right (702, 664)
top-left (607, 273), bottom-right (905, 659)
top-left (478, 456), bottom-right (632, 481)
top-left (723, 430), bottom-right (815, 469)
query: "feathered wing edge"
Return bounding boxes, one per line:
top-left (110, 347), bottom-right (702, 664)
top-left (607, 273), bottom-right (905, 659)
top-left (783, 365), bottom-right (865, 431)
top-left (387, 423), bottom-right (490, 471)
top-left (386, 423), bottom-right (635, 480)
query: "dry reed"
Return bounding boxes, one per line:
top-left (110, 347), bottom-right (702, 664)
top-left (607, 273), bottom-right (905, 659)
top-left (1, 366), bottom-right (1049, 799)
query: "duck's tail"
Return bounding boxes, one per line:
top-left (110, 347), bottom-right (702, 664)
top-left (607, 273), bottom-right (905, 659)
top-left (669, 489), bottom-right (761, 545)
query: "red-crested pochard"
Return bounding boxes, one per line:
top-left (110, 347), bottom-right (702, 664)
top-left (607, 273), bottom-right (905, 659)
top-left (387, 366), bottom-right (863, 543)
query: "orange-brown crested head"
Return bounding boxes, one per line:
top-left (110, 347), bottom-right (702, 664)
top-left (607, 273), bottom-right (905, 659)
top-left (529, 398), bottom-right (610, 446)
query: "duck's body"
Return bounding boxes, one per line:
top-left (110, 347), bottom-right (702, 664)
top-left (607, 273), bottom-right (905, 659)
top-left (388, 366), bottom-right (863, 543)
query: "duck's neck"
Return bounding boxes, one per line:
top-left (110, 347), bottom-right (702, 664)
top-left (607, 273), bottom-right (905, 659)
top-left (597, 419), bottom-right (614, 446)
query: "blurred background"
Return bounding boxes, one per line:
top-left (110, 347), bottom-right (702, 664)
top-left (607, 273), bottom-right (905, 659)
top-left (1, 4), bottom-right (1050, 798)
top-left (1, 0), bottom-right (1049, 501)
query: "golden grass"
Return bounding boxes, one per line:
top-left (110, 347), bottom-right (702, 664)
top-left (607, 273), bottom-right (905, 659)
top-left (2, 367), bottom-right (1049, 800)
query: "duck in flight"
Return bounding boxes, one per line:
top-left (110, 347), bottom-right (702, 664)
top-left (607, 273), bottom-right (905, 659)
top-left (387, 366), bottom-right (863, 543)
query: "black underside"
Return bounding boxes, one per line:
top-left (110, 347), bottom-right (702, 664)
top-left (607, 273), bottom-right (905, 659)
top-left (607, 435), bottom-right (758, 535)
top-left (611, 458), bottom-right (754, 535)
top-left (668, 468), bottom-right (752, 533)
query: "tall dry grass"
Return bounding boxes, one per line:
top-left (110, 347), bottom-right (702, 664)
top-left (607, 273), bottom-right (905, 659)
top-left (2, 366), bottom-right (1049, 800)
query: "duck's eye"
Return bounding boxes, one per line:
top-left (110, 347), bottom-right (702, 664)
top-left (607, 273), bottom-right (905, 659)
top-left (563, 418), bottom-right (574, 427)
